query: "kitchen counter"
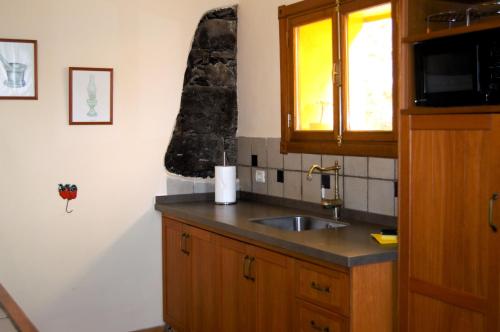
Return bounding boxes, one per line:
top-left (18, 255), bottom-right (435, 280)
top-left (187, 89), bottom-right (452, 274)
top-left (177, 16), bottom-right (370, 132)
top-left (155, 196), bottom-right (397, 267)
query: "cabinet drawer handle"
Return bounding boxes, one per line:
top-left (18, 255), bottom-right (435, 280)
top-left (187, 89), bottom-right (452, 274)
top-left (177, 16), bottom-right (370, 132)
top-left (310, 281), bottom-right (330, 293)
top-left (181, 233), bottom-right (190, 255)
top-left (310, 320), bottom-right (330, 332)
top-left (489, 193), bottom-right (498, 232)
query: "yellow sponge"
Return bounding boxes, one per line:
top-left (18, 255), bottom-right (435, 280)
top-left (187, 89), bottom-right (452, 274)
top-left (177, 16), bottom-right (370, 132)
top-left (371, 233), bottom-right (398, 244)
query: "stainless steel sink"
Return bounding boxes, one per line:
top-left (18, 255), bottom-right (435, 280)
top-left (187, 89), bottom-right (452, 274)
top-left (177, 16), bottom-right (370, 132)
top-left (250, 215), bottom-right (348, 232)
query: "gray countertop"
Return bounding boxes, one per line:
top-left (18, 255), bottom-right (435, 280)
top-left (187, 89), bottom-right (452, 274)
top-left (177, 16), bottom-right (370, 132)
top-left (155, 197), bottom-right (397, 267)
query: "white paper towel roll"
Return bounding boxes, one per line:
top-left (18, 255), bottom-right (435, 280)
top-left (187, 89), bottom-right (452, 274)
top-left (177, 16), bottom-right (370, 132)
top-left (215, 166), bottom-right (236, 204)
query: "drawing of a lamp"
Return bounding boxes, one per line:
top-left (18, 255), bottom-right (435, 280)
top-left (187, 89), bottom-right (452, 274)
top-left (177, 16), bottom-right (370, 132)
top-left (86, 74), bottom-right (98, 117)
top-left (0, 53), bottom-right (27, 88)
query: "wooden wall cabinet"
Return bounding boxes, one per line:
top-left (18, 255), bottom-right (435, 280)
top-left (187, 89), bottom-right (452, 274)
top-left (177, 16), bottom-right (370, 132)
top-left (399, 114), bottom-right (500, 331)
top-left (162, 216), bottom-right (395, 332)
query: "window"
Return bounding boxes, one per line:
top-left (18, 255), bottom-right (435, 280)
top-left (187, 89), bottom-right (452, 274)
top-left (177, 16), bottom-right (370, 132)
top-left (279, 0), bottom-right (398, 157)
top-left (295, 18), bottom-right (334, 131)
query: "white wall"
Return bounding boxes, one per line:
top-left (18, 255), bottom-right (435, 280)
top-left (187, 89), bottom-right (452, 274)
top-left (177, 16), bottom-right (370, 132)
top-left (237, 0), bottom-right (299, 138)
top-left (0, 0), bottom-right (236, 331)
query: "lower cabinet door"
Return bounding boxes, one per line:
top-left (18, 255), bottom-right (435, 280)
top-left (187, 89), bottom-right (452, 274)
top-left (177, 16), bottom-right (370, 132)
top-left (297, 300), bottom-right (348, 332)
top-left (218, 236), bottom-right (294, 332)
top-left (219, 236), bottom-right (256, 332)
top-left (187, 225), bottom-right (219, 332)
top-left (252, 246), bottom-right (294, 332)
top-left (163, 218), bottom-right (189, 332)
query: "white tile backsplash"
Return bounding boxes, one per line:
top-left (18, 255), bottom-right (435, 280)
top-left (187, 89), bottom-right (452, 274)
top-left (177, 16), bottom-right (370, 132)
top-left (284, 153), bottom-right (301, 171)
top-left (368, 179), bottom-right (395, 216)
top-left (194, 178), bottom-right (215, 193)
top-left (235, 136), bottom-right (397, 217)
top-left (368, 158), bottom-right (395, 180)
top-left (344, 177), bottom-right (368, 211)
top-left (283, 171), bottom-right (302, 200)
top-left (237, 166), bottom-right (252, 192)
top-left (267, 138), bottom-right (283, 169)
top-left (322, 155), bottom-right (343, 175)
top-left (267, 169), bottom-right (284, 197)
top-left (302, 154), bottom-right (321, 171)
top-left (250, 138), bottom-right (267, 167)
top-left (251, 168), bottom-right (268, 195)
top-left (166, 174), bottom-right (194, 195)
top-left (302, 173), bottom-right (321, 203)
top-left (237, 137), bottom-right (252, 166)
top-left (344, 156), bottom-right (368, 177)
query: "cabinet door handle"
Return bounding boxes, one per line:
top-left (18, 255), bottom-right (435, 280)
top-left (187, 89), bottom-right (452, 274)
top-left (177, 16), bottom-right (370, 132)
top-left (310, 320), bottom-right (330, 332)
top-left (310, 281), bottom-right (330, 293)
top-left (489, 193), bottom-right (498, 232)
top-left (181, 233), bottom-right (190, 255)
top-left (243, 255), bottom-right (256, 281)
top-left (247, 256), bottom-right (255, 281)
top-left (243, 255), bottom-right (250, 279)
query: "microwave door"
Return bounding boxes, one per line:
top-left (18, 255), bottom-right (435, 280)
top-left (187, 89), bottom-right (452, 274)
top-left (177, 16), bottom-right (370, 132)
top-left (415, 41), bottom-right (481, 106)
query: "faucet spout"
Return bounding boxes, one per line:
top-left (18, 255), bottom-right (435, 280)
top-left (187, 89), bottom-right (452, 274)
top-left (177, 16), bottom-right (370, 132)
top-left (307, 164), bottom-right (322, 179)
top-left (306, 161), bottom-right (343, 220)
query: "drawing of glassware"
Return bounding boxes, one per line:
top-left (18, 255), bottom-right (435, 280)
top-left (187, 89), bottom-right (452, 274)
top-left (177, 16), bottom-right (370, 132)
top-left (0, 53), bottom-right (27, 88)
top-left (87, 74), bottom-right (98, 117)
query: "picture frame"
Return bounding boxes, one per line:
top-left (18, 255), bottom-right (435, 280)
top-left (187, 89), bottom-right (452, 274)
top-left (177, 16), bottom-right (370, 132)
top-left (0, 38), bottom-right (38, 100)
top-left (69, 67), bottom-right (113, 125)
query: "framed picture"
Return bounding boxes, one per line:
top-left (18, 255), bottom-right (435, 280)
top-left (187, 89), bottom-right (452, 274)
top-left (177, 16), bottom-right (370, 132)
top-left (69, 67), bottom-right (113, 125)
top-left (0, 38), bottom-right (37, 99)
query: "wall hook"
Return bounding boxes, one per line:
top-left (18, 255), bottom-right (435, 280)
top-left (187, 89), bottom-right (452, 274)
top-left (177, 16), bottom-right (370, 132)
top-left (59, 184), bottom-right (78, 213)
top-left (66, 199), bottom-right (73, 213)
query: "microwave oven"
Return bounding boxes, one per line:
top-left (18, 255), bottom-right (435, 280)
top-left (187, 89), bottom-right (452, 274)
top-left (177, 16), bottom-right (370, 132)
top-left (414, 28), bottom-right (500, 107)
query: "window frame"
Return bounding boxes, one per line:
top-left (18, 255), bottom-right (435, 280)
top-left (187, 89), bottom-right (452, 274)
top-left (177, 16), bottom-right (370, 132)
top-left (278, 0), bottom-right (399, 158)
top-left (287, 7), bottom-right (340, 143)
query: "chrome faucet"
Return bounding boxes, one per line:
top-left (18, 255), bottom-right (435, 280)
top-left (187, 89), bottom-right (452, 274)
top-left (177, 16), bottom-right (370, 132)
top-left (307, 161), bottom-right (343, 220)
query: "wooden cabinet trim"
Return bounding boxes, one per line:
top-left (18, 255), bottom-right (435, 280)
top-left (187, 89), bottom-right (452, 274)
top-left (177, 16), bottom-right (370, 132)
top-left (410, 114), bottom-right (492, 130)
top-left (409, 278), bottom-right (487, 314)
top-left (278, 0), bottom-right (336, 19)
top-left (350, 261), bottom-right (396, 332)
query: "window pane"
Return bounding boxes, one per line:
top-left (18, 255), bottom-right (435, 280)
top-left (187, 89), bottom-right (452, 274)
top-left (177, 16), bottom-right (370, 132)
top-left (347, 3), bottom-right (392, 131)
top-left (294, 18), bottom-right (334, 131)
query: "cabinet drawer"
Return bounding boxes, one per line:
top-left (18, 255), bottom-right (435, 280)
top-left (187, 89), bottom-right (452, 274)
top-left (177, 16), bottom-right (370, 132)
top-left (298, 300), bottom-right (347, 332)
top-left (296, 261), bottom-right (350, 315)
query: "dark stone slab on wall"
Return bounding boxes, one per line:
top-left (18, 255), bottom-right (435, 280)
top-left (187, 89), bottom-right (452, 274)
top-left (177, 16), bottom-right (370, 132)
top-left (165, 6), bottom-right (238, 178)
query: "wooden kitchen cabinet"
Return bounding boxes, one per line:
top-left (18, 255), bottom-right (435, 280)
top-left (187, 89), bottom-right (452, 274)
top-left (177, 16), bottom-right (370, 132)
top-left (162, 215), bottom-right (395, 332)
top-left (162, 218), bottom-right (219, 332)
top-left (218, 235), bottom-right (294, 332)
top-left (163, 219), bottom-right (189, 331)
top-left (399, 114), bottom-right (500, 332)
top-left (219, 236), bottom-right (255, 332)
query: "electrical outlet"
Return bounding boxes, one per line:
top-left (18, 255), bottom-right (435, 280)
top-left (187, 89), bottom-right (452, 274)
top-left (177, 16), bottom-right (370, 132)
top-left (255, 170), bottom-right (266, 183)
